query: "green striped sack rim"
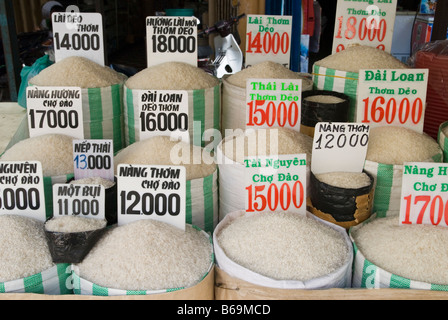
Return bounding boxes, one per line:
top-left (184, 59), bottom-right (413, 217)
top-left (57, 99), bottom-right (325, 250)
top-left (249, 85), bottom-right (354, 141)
top-left (0, 264), bottom-right (72, 294)
top-left (82, 84), bottom-right (125, 154)
top-left (363, 150), bottom-right (443, 217)
top-left (437, 121), bottom-right (448, 163)
top-left (43, 173), bottom-right (74, 220)
top-left (349, 220), bottom-right (448, 291)
top-left (186, 169), bottom-right (219, 234)
top-left (312, 64), bottom-right (359, 122)
top-left (123, 84), bottom-right (221, 148)
top-left (71, 225), bottom-right (214, 296)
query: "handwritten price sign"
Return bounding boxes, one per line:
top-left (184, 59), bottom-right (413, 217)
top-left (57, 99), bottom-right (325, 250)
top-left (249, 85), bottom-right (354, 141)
top-left (245, 15), bottom-right (292, 68)
top-left (356, 69), bottom-right (428, 133)
top-left (400, 162), bottom-right (448, 228)
top-left (332, 0), bottom-right (397, 54)
top-left (246, 78), bottom-right (302, 131)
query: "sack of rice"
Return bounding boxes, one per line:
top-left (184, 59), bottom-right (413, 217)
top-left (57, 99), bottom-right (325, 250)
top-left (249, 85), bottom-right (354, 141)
top-left (438, 121), bottom-right (448, 162)
top-left (308, 171), bottom-right (374, 229)
top-left (28, 56), bottom-right (127, 153)
top-left (0, 214), bottom-right (71, 294)
top-left (0, 134), bottom-right (75, 219)
top-left (114, 136), bottom-right (218, 233)
top-left (72, 219), bottom-right (214, 297)
top-left (45, 216), bottom-right (108, 264)
top-left (351, 215), bottom-right (448, 291)
top-left (70, 177), bottom-right (117, 226)
top-left (312, 45), bottom-right (406, 122)
top-left (216, 127), bottom-right (312, 219)
top-left (301, 90), bottom-right (350, 137)
top-left (221, 61), bottom-right (313, 134)
top-left (124, 62), bottom-right (221, 148)
top-left (214, 210), bottom-right (353, 293)
top-left (363, 126), bottom-right (442, 217)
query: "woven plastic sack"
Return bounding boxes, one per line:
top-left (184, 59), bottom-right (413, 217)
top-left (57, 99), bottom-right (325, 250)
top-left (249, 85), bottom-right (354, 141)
top-left (0, 264), bottom-right (72, 295)
top-left (214, 210), bottom-right (353, 289)
top-left (363, 149), bottom-right (443, 217)
top-left (123, 84), bottom-right (221, 148)
top-left (350, 217), bottom-right (448, 291)
top-left (312, 64), bottom-right (359, 122)
top-left (438, 121), bottom-right (448, 162)
top-left (71, 226), bottom-right (214, 296)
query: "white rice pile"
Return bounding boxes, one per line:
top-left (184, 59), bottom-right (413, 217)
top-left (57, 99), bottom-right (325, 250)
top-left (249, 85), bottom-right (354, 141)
top-left (366, 126), bottom-right (440, 165)
top-left (221, 128), bottom-right (313, 164)
top-left (71, 177), bottom-right (115, 189)
top-left (314, 45), bottom-right (407, 73)
top-left (125, 61), bottom-right (219, 90)
top-left (114, 135), bottom-right (216, 180)
top-left (226, 61), bottom-right (308, 88)
top-left (304, 95), bottom-right (345, 104)
top-left (45, 216), bottom-right (107, 233)
top-left (217, 212), bottom-right (350, 281)
top-left (315, 172), bottom-right (371, 189)
top-left (352, 215), bottom-right (448, 285)
top-left (0, 214), bottom-right (54, 283)
top-left (29, 56), bottom-right (126, 88)
top-left (75, 219), bottom-right (213, 291)
top-left (0, 134), bottom-right (75, 176)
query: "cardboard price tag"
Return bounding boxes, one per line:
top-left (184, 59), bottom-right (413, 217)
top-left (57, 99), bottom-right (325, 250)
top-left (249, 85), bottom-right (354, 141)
top-left (52, 11), bottom-right (105, 66)
top-left (26, 86), bottom-right (84, 139)
top-left (332, 0), bottom-right (397, 54)
top-left (73, 139), bottom-right (114, 181)
top-left (399, 162), bottom-right (448, 228)
top-left (311, 122), bottom-right (370, 174)
top-left (146, 16), bottom-right (198, 67)
top-left (117, 164), bottom-right (186, 230)
top-left (356, 69), bottom-right (428, 133)
top-left (244, 154), bottom-right (307, 215)
top-left (138, 90), bottom-right (189, 143)
top-left (246, 78), bottom-right (302, 132)
top-left (245, 14), bottom-right (292, 68)
top-left (0, 161), bottom-right (46, 222)
top-left (52, 183), bottom-right (106, 220)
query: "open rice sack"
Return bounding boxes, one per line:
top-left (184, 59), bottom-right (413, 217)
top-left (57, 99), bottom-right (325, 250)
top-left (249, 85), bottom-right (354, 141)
top-left (350, 215), bottom-right (448, 291)
top-left (114, 136), bottom-right (218, 233)
top-left (0, 215), bottom-right (72, 294)
top-left (0, 134), bottom-right (76, 220)
top-left (72, 219), bottom-right (214, 298)
top-left (123, 62), bottom-right (221, 148)
top-left (363, 126), bottom-right (442, 217)
top-left (307, 171), bottom-right (375, 229)
top-left (216, 127), bottom-right (312, 220)
top-left (28, 56), bottom-right (127, 154)
top-left (221, 61), bottom-right (313, 135)
top-left (213, 210), bottom-right (353, 293)
top-left (438, 121), bottom-right (448, 162)
top-left (312, 45), bottom-right (407, 122)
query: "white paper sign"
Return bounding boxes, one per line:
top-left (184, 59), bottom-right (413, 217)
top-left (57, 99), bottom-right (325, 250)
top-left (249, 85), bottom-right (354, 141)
top-left (244, 154), bottom-right (307, 215)
top-left (52, 11), bottom-right (105, 66)
top-left (146, 16), bottom-right (198, 67)
top-left (26, 86), bottom-right (84, 139)
top-left (52, 183), bottom-right (106, 220)
top-left (311, 122), bottom-right (370, 174)
top-left (117, 164), bottom-right (186, 230)
top-left (356, 69), bottom-right (428, 133)
top-left (246, 78), bottom-right (302, 132)
top-left (399, 162), bottom-right (448, 227)
top-left (138, 90), bottom-right (189, 143)
top-left (0, 161), bottom-right (46, 222)
top-left (332, 0), bottom-right (397, 54)
top-left (73, 139), bottom-right (114, 181)
top-left (245, 14), bottom-right (292, 68)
